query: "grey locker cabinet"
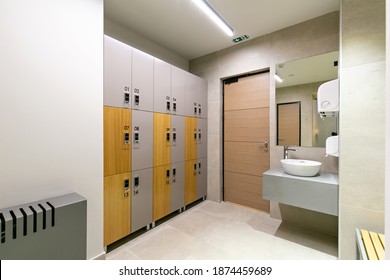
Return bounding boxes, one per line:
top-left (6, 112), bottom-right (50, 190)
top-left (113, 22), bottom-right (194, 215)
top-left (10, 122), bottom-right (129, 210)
top-left (197, 158), bottom-right (207, 200)
top-left (154, 58), bottom-right (172, 114)
top-left (197, 118), bottom-right (207, 159)
top-left (104, 35), bottom-right (132, 108)
top-left (171, 66), bottom-right (186, 116)
top-left (197, 77), bottom-right (208, 119)
top-left (170, 162), bottom-right (185, 213)
top-left (132, 48), bottom-right (154, 111)
top-left (132, 110), bottom-right (153, 171)
top-left (131, 168), bottom-right (153, 233)
top-left (171, 115), bottom-right (185, 164)
top-left (185, 73), bottom-right (198, 117)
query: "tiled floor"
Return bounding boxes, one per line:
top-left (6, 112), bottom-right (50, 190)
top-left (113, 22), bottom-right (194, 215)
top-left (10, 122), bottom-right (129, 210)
top-left (106, 200), bottom-right (338, 260)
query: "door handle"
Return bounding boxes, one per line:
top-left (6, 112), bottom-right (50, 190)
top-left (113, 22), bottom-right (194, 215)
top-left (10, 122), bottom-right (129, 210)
top-left (260, 141), bottom-right (268, 152)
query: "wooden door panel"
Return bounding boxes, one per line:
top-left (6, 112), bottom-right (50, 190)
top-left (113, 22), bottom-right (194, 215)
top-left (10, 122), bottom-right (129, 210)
top-left (277, 102), bottom-right (300, 146)
top-left (224, 172), bottom-right (269, 211)
top-left (104, 106), bottom-right (131, 176)
top-left (153, 113), bottom-right (171, 167)
top-left (185, 117), bottom-right (197, 161)
top-left (224, 74), bottom-right (269, 111)
top-left (224, 108), bottom-right (269, 142)
top-left (153, 165), bottom-right (171, 221)
top-left (224, 142), bottom-right (269, 176)
top-left (104, 172), bottom-right (131, 246)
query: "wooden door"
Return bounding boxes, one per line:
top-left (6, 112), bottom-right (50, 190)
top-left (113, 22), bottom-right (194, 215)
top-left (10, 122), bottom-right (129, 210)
top-left (153, 165), bottom-right (171, 221)
top-left (277, 102), bottom-right (300, 146)
top-left (104, 106), bottom-right (131, 176)
top-left (104, 172), bottom-right (131, 246)
top-left (185, 159), bottom-right (197, 205)
top-left (185, 117), bottom-right (197, 161)
top-left (153, 113), bottom-right (171, 167)
top-left (223, 73), bottom-right (270, 212)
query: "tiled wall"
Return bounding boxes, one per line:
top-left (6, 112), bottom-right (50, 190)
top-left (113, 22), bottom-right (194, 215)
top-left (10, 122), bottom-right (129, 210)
top-left (190, 12), bottom-right (340, 234)
top-left (339, 0), bottom-right (385, 259)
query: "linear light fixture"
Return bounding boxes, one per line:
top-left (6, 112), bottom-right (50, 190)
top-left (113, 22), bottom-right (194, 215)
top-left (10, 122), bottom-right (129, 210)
top-left (192, 0), bottom-right (234, 36)
top-left (274, 73), bottom-right (283, 83)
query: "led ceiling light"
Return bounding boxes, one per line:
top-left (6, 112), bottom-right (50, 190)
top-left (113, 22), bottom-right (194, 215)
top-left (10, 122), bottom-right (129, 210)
top-left (274, 73), bottom-right (283, 83)
top-left (192, 0), bottom-right (234, 36)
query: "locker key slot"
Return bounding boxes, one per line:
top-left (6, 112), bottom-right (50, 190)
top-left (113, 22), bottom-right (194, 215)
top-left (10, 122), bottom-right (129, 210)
top-left (194, 106), bottom-right (197, 115)
top-left (172, 168), bottom-right (176, 183)
top-left (173, 132), bottom-right (176, 143)
top-left (134, 132), bottom-right (139, 144)
top-left (166, 101), bottom-right (171, 112)
top-left (194, 132), bottom-right (197, 141)
top-left (198, 105), bottom-right (202, 116)
top-left (166, 169), bottom-right (170, 184)
top-left (124, 92), bottom-right (130, 104)
top-left (198, 162), bottom-right (202, 175)
top-left (173, 102), bottom-right (177, 112)
top-left (198, 132), bottom-right (201, 142)
top-left (193, 163), bottom-right (197, 175)
top-left (124, 132), bottom-right (130, 144)
top-left (134, 95), bottom-right (140, 107)
top-left (133, 176), bottom-right (140, 195)
top-left (166, 132), bottom-right (170, 142)
top-left (123, 179), bottom-right (130, 198)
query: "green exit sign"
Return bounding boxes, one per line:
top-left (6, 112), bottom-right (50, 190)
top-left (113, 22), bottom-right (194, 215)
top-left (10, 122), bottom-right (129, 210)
top-left (232, 35), bottom-right (250, 43)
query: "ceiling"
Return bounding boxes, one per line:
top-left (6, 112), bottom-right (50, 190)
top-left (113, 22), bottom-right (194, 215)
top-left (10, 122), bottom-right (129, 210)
top-left (105, 0), bottom-right (340, 60)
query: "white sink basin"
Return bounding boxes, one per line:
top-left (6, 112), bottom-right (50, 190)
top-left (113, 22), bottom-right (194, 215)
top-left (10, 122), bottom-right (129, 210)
top-left (281, 159), bottom-right (321, 177)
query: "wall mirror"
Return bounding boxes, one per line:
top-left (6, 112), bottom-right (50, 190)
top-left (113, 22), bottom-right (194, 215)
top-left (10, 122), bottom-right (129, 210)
top-left (275, 51), bottom-right (339, 147)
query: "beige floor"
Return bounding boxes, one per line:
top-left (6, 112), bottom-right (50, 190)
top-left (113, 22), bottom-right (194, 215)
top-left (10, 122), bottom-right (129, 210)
top-left (106, 200), bottom-right (338, 260)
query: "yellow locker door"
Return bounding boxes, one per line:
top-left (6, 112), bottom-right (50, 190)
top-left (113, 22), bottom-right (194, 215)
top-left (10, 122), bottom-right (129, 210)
top-left (104, 106), bottom-right (131, 176)
top-left (104, 172), bottom-right (131, 246)
top-left (154, 113), bottom-right (171, 167)
top-left (153, 165), bottom-right (171, 221)
top-left (185, 160), bottom-right (197, 205)
top-left (185, 117), bottom-right (197, 161)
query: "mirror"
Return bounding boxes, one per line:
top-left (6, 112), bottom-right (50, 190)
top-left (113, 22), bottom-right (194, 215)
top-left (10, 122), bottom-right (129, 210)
top-left (275, 51), bottom-right (339, 147)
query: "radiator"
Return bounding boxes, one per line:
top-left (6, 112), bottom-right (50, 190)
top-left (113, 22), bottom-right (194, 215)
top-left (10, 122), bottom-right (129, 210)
top-left (0, 193), bottom-right (86, 260)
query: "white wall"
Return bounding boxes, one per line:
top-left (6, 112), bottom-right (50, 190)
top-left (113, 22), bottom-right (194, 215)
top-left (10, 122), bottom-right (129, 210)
top-left (0, 0), bottom-right (104, 259)
top-left (386, 0), bottom-right (390, 260)
top-left (105, 19), bottom-right (189, 71)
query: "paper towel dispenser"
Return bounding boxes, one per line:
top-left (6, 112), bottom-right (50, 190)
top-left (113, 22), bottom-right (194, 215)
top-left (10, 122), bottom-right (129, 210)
top-left (318, 79), bottom-right (339, 118)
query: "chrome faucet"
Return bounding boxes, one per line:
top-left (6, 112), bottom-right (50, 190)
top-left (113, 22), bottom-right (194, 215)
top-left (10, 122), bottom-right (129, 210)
top-left (283, 146), bottom-right (298, 159)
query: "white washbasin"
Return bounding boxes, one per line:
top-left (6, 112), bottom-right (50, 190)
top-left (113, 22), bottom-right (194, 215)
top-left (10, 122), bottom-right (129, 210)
top-left (281, 159), bottom-right (321, 177)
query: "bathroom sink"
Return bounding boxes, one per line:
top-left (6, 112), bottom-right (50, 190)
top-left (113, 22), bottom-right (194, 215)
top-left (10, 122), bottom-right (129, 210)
top-left (281, 159), bottom-right (321, 177)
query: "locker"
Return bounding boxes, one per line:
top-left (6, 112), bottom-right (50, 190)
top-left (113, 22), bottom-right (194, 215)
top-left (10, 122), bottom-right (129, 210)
top-left (171, 66), bottom-right (186, 116)
top-left (131, 168), bottom-right (153, 233)
top-left (104, 35), bottom-right (132, 108)
top-left (153, 164), bottom-right (171, 221)
top-left (132, 48), bottom-right (154, 111)
top-left (154, 113), bottom-right (171, 167)
top-left (185, 159), bottom-right (197, 205)
top-left (154, 58), bottom-right (172, 114)
top-left (171, 162), bottom-right (185, 212)
top-left (197, 77), bottom-right (208, 118)
top-left (197, 158), bottom-right (207, 200)
top-left (171, 115), bottom-right (185, 163)
top-left (104, 172), bottom-right (131, 246)
top-left (104, 106), bottom-right (131, 177)
top-left (132, 110), bottom-right (153, 171)
top-left (197, 118), bottom-right (207, 159)
top-left (185, 117), bottom-right (197, 161)
top-left (185, 73), bottom-right (198, 117)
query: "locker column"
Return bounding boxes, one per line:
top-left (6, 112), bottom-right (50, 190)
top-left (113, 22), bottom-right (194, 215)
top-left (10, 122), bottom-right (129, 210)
top-left (103, 36), bottom-right (132, 246)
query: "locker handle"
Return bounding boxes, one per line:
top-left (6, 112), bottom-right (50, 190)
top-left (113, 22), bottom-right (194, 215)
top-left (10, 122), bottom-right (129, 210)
top-left (194, 133), bottom-right (197, 140)
top-left (166, 169), bottom-right (170, 184)
top-left (173, 102), bottom-right (177, 112)
top-left (123, 179), bottom-right (130, 197)
top-left (193, 163), bottom-right (197, 175)
top-left (166, 101), bottom-right (171, 111)
top-left (173, 132), bottom-right (176, 142)
top-left (172, 168), bottom-right (176, 183)
top-left (124, 92), bottom-right (130, 104)
top-left (166, 132), bottom-right (170, 142)
top-left (124, 132), bottom-right (130, 144)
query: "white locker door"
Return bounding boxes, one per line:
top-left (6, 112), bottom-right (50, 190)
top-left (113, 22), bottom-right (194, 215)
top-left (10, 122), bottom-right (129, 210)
top-left (104, 35), bottom-right (132, 108)
top-left (197, 118), bottom-right (207, 159)
top-left (170, 162), bottom-right (185, 213)
top-left (154, 58), bottom-right (172, 114)
top-left (131, 168), bottom-right (153, 233)
top-left (185, 73), bottom-right (198, 117)
top-left (171, 115), bottom-right (185, 164)
top-left (132, 110), bottom-right (153, 171)
top-left (171, 66), bottom-right (186, 116)
top-left (196, 158), bottom-right (207, 200)
top-left (132, 48), bottom-right (154, 111)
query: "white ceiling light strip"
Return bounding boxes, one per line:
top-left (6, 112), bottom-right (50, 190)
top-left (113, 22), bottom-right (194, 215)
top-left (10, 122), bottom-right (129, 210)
top-left (192, 0), bottom-right (234, 36)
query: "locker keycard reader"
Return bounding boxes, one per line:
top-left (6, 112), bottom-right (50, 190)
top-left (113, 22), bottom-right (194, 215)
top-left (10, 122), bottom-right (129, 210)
top-left (173, 102), bottom-right (177, 112)
top-left (124, 92), bottom-right (130, 104)
top-left (124, 132), bottom-right (130, 144)
top-left (134, 176), bottom-right (140, 195)
top-left (134, 94), bottom-right (140, 108)
top-left (172, 168), bottom-right (176, 183)
top-left (134, 132), bottom-right (139, 144)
